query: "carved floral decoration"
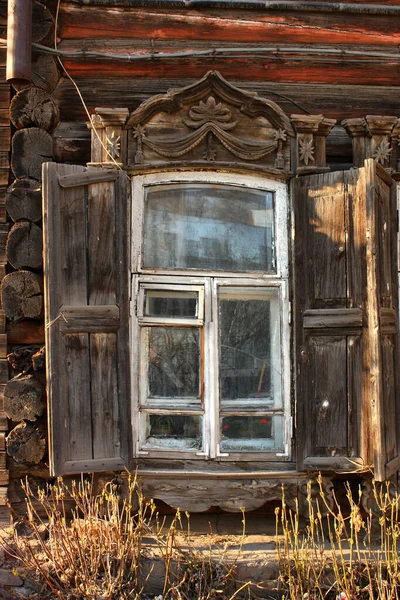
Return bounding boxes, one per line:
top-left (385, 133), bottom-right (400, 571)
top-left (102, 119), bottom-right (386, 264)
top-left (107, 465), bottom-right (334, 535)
top-left (106, 130), bottom-right (121, 159)
top-left (133, 95), bottom-right (287, 167)
top-left (373, 139), bottom-right (392, 165)
top-left (299, 135), bottom-right (315, 165)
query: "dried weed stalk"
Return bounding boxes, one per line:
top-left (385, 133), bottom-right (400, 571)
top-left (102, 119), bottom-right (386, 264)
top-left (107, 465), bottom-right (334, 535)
top-left (0, 473), bottom-right (246, 600)
top-left (276, 474), bottom-right (400, 600)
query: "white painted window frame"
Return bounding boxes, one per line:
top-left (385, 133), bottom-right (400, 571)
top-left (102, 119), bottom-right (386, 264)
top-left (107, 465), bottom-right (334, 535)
top-left (131, 171), bottom-right (291, 461)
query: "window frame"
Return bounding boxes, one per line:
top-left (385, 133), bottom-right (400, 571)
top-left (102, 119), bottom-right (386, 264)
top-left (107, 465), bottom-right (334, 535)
top-left (131, 171), bottom-right (291, 461)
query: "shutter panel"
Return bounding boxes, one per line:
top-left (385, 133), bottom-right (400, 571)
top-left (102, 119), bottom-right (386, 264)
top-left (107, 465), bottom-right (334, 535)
top-left (364, 161), bottom-right (400, 480)
top-left (294, 159), bottom-right (399, 480)
top-left (43, 163), bottom-right (132, 475)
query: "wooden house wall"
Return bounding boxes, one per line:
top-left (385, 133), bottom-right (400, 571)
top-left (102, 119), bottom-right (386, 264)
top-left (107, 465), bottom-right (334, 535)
top-left (2, 0), bottom-right (400, 519)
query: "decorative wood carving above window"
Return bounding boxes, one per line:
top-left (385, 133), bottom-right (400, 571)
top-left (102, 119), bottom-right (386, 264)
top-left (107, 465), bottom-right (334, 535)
top-left (125, 71), bottom-right (295, 174)
top-left (87, 71), bottom-right (339, 176)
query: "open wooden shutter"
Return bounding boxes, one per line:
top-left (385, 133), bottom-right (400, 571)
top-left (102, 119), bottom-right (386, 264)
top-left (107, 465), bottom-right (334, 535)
top-left (43, 163), bottom-right (132, 475)
top-left (294, 159), bottom-right (399, 480)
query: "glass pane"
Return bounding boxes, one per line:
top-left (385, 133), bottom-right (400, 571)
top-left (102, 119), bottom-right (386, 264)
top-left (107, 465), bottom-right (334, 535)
top-left (219, 288), bottom-right (281, 408)
top-left (144, 184), bottom-right (274, 272)
top-left (144, 290), bottom-right (198, 318)
top-left (221, 415), bottom-right (283, 452)
top-left (143, 327), bottom-right (201, 400)
top-left (142, 414), bottom-right (202, 450)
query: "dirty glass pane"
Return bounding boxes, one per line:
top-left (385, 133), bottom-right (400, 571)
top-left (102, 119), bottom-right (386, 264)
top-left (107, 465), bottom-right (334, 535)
top-left (221, 415), bottom-right (283, 452)
top-left (144, 290), bottom-right (198, 318)
top-left (219, 288), bottom-right (281, 408)
top-left (144, 184), bottom-right (274, 272)
top-left (143, 327), bottom-right (201, 400)
top-left (142, 414), bottom-right (202, 450)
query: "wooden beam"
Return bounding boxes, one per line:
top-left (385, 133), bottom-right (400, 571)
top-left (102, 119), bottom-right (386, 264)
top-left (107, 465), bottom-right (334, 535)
top-left (58, 6), bottom-right (400, 47)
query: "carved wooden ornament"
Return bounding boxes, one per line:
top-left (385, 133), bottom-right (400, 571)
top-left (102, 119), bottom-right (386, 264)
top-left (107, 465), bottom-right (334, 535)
top-left (126, 71), bottom-right (295, 174)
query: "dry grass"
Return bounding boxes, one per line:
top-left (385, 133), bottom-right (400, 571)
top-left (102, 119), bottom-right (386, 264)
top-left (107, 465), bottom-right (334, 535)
top-left (0, 473), bottom-right (247, 600)
top-left (276, 474), bottom-right (400, 600)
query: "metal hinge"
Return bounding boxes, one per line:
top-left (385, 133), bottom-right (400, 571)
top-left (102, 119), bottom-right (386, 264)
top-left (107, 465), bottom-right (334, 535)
top-left (288, 301), bottom-right (292, 324)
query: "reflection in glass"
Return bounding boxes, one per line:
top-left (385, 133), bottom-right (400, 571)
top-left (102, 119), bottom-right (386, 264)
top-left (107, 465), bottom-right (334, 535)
top-left (144, 290), bottom-right (198, 318)
top-left (142, 414), bottom-right (202, 450)
top-left (144, 327), bottom-right (201, 399)
top-left (144, 184), bottom-right (274, 272)
top-left (221, 415), bottom-right (283, 451)
top-left (219, 288), bottom-right (281, 407)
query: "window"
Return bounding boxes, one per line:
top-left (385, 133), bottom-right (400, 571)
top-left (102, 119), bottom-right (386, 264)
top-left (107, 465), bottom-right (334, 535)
top-left (131, 172), bottom-right (291, 460)
top-left (43, 159), bottom-right (400, 482)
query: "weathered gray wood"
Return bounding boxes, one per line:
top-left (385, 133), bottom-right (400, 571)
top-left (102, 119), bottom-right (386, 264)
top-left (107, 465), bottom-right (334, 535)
top-left (7, 346), bottom-right (36, 374)
top-left (3, 374), bottom-right (44, 422)
top-left (6, 178), bottom-right (42, 223)
top-left (6, 221), bottom-right (43, 269)
top-left (1, 270), bottom-right (43, 322)
top-left (87, 179), bottom-right (120, 459)
top-left (364, 160), bottom-right (399, 481)
top-left (303, 457), bottom-right (364, 470)
top-left (10, 88), bottom-right (59, 132)
top-left (32, 1), bottom-right (53, 44)
top-left (294, 170), bottom-right (362, 470)
top-left (11, 128), bottom-right (53, 180)
top-left (43, 162), bottom-right (132, 475)
top-left (90, 333), bottom-right (120, 459)
top-left (32, 346), bottom-right (46, 384)
top-left (58, 168), bottom-right (119, 188)
top-left (59, 305), bottom-right (120, 333)
top-left (13, 54), bottom-right (60, 94)
top-left (303, 308), bottom-right (362, 329)
top-left (310, 336), bottom-right (348, 453)
top-left (61, 167), bottom-right (92, 464)
top-left (380, 308), bottom-right (397, 334)
top-left (6, 422), bottom-right (46, 465)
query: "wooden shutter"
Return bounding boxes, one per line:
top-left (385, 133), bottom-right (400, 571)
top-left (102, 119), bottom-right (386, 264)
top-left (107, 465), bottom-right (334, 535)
top-left (294, 159), bottom-right (399, 480)
top-left (43, 163), bottom-right (132, 475)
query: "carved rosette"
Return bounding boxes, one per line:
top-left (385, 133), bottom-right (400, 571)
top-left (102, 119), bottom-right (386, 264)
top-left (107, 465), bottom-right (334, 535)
top-left (126, 71), bottom-right (295, 173)
top-left (291, 115), bottom-right (335, 175)
top-left (343, 115), bottom-right (397, 172)
top-left (87, 108), bottom-right (129, 167)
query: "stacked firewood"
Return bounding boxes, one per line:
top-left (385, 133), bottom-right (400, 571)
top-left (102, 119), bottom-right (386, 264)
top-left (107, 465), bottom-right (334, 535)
top-left (2, 1), bottom-right (61, 504)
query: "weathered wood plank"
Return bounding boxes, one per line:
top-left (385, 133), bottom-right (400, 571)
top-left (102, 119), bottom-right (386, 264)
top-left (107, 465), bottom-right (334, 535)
top-left (90, 333), bottom-right (121, 459)
top-left (53, 78), bottom-right (400, 122)
top-left (303, 308), bottom-right (362, 329)
top-left (59, 169), bottom-right (119, 188)
top-left (380, 308), bottom-right (397, 334)
top-left (61, 57), bottom-right (400, 86)
top-left (58, 7), bottom-right (400, 46)
top-left (309, 335), bottom-right (349, 454)
top-left (65, 334), bottom-right (92, 461)
top-left (62, 457), bottom-right (126, 475)
top-left (59, 305), bottom-right (120, 333)
top-left (7, 321), bottom-right (45, 345)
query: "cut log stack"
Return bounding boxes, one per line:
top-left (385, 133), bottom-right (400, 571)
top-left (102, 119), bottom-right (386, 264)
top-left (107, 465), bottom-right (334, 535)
top-left (0, 0), bottom-right (11, 522)
top-left (0, 0), bottom-right (61, 521)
